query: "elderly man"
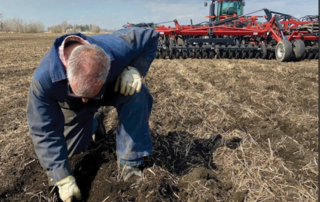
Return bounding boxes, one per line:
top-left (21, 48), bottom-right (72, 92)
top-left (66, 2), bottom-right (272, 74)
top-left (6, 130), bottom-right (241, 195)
top-left (26, 27), bottom-right (159, 202)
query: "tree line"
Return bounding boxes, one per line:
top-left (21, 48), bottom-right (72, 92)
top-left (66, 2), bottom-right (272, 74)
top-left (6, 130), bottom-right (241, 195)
top-left (0, 18), bottom-right (44, 33)
top-left (0, 18), bottom-right (102, 33)
top-left (47, 21), bottom-right (101, 33)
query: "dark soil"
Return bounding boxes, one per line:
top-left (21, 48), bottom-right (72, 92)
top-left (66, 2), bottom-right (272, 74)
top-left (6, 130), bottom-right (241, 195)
top-left (0, 129), bottom-right (241, 202)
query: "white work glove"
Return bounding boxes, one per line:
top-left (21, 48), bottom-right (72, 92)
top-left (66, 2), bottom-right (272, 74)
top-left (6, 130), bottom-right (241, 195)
top-left (114, 66), bottom-right (142, 96)
top-left (56, 176), bottom-right (81, 202)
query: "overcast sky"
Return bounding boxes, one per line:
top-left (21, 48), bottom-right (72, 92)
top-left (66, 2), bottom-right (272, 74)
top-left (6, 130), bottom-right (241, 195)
top-left (0, 0), bottom-right (318, 30)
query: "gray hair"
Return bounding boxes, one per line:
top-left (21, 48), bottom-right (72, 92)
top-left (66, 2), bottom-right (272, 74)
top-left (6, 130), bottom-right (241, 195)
top-left (67, 44), bottom-right (110, 97)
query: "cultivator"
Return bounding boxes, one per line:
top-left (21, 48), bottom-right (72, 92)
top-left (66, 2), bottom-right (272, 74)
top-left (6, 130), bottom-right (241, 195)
top-left (125, 0), bottom-right (318, 62)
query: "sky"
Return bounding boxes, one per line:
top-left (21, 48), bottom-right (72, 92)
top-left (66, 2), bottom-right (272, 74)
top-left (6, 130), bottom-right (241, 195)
top-left (0, 0), bottom-right (318, 30)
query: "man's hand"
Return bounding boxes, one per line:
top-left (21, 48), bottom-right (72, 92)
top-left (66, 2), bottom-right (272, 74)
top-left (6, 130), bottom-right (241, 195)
top-left (115, 66), bottom-right (142, 96)
top-left (56, 176), bottom-right (81, 202)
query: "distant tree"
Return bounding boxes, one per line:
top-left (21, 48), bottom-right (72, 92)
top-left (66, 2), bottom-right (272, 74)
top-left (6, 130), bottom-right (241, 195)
top-left (90, 24), bottom-right (100, 33)
top-left (48, 22), bottom-right (101, 33)
top-left (24, 21), bottom-right (45, 33)
top-left (83, 24), bottom-right (90, 32)
top-left (2, 18), bottom-right (23, 32)
top-left (67, 24), bottom-right (73, 30)
top-left (61, 21), bottom-right (68, 33)
top-left (0, 17), bottom-right (44, 33)
top-left (48, 24), bottom-right (62, 33)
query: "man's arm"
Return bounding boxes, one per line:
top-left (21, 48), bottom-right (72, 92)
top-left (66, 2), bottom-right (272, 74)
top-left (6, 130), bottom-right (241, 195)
top-left (27, 77), bottom-right (72, 186)
top-left (113, 27), bottom-right (159, 77)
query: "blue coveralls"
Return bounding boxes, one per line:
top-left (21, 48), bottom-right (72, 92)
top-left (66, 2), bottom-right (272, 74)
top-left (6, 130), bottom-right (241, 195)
top-left (26, 28), bottom-right (159, 186)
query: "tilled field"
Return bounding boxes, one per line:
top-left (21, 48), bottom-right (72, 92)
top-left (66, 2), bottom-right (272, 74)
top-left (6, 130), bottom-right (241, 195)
top-left (0, 33), bottom-right (318, 202)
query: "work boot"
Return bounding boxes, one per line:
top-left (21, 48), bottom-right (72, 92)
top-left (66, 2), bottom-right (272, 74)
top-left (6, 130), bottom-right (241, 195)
top-left (120, 164), bottom-right (143, 182)
top-left (119, 163), bottom-right (143, 188)
top-left (93, 108), bottom-right (106, 142)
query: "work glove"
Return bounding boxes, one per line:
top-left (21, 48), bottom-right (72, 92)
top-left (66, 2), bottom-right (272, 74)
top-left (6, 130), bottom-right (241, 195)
top-left (115, 66), bottom-right (142, 96)
top-left (56, 176), bottom-right (81, 202)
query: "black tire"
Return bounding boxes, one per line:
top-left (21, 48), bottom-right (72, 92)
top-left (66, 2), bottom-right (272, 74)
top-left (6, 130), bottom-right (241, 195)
top-left (182, 51), bottom-right (187, 59)
top-left (268, 52), bottom-right (274, 59)
top-left (291, 40), bottom-right (305, 61)
top-left (261, 43), bottom-right (268, 59)
top-left (162, 50), bottom-right (167, 59)
top-left (182, 45), bottom-right (187, 59)
top-left (307, 51), bottom-right (314, 59)
top-left (247, 44), bottom-right (253, 58)
top-left (188, 50), bottom-right (193, 58)
top-left (195, 45), bottom-right (200, 59)
top-left (156, 51), bottom-right (160, 59)
top-left (195, 51), bottom-right (200, 59)
top-left (302, 51), bottom-right (307, 60)
top-left (275, 40), bottom-right (293, 62)
top-left (240, 44), bottom-right (247, 59)
top-left (268, 45), bottom-right (275, 60)
top-left (188, 45), bottom-right (194, 58)
top-left (215, 45), bottom-right (221, 59)
top-left (168, 49), bottom-right (173, 59)
top-left (175, 50), bottom-right (180, 59)
top-left (202, 50), bottom-right (208, 58)
top-left (304, 46), bottom-right (311, 59)
top-left (312, 46), bottom-right (318, 59)
top-left (221, 45), bottom-right (227, 58)
top-left (209, 51), bottom-right (214, 59)
top-left (234, 45), bottom-right (240, 59)
top-left (227, 45), bottom-right (233, 59)
top-left (253, 45), bottom-right (260, 58)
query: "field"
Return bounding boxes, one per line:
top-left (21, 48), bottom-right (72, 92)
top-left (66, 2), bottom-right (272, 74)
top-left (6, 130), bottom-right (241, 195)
top-left (0, 33), bottom-right (318, 202)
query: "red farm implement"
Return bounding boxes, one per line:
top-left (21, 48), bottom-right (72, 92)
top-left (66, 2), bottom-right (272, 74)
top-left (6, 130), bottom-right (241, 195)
top-left (124, 0), bottom-right (318, 62)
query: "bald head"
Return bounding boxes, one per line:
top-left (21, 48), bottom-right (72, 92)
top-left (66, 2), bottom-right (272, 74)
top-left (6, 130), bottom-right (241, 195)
top-left (67, 44), bottom-right (110, 98)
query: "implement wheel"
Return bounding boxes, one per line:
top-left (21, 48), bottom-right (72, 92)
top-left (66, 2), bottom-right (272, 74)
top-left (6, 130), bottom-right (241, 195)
top-left (312, 46), bottom-right (318, 59)
top-left (307, 51), bottom-right (314, 59)
top-left (169, 50), bottom-right (173, 59)
top-left (314, 45), bottom-right (319, 59)
top-left (175, 50), bottom-right (180, 59)
top-left (162, 50), bottom-right (167, 59)
top-left (240, 44), bottom-right (247, 59)
top-left (261, 43), bottom-right (268, 59)
top-left (182, 51), bottom-right (187, 59)
top-left (275, 40), bottom-right (292, 62)
top-left (234, 45), bottom-right (240, 59)
top-left (182, 45), bottom-right (187, 59)
top-left (195, 51), bottom-right (200, 59)
top-left (247, 44), bottom-right (253, 58)
top-left (209, 50), bottom-right (214, 59)
top-left (215, 45), bottom-right (221, 59)
top-left (227, 45), bottom-right (234, 59)
top-left (253, 45), bottom-right (260, 58)
top-left (188, 45), bottom-right (194, 58)
top-left (220, 45), bottom-right (227, 58)
top-left (202, 49), bottom-right (208, 58)
top-left (268, 45), bottom-right (275, 60)
top-left (292, 40), bottom-right (305, 61)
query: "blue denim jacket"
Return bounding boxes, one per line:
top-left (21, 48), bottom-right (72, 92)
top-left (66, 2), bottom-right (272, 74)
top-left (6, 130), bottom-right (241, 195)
top-left (26, 28), bottom-right (159, 185)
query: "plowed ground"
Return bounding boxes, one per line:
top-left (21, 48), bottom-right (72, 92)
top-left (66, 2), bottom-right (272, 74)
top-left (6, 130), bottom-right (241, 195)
top-left (0, 33), bottom-right (318, 202)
